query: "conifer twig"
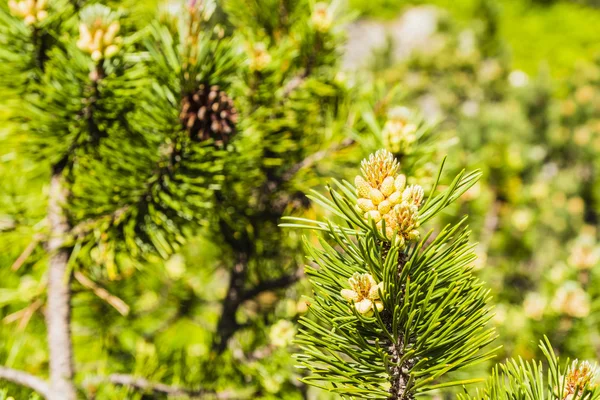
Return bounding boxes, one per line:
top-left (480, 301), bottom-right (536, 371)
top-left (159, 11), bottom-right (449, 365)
top-left (0, 366), bottom-right (50, 398)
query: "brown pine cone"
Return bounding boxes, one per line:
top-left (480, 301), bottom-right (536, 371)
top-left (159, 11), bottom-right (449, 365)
top-left (179, 84), bottom-right (238, 146)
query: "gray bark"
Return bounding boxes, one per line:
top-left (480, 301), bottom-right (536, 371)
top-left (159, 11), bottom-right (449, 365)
top-left (45, 172), bottom-right (77, 400)
top-left (0, 366), bottom-right (50, 398)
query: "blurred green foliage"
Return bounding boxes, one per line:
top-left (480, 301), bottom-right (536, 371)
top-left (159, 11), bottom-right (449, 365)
top-left (349, 0), bottom-right (600, 77)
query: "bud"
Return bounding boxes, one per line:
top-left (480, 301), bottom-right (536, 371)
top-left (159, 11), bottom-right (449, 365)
top-left (311, 2), bottom-right (332, 33)
top-left (394, 174), bottom-right (406, 192)
top-left (560, 360), bottom-right (598, 400)
top-left (90, 50), bottom-right (102, 61)
top-left (523, 292), bottom-right (546, 320)
top-left (382, 107), bottom-right (418, 154)
top-left (8, 0), bottom-right (48, 26)
top-left (394, 202), bottom-right (420, 241)
top-left (381, 213), bottom-right (397, 238)
top-left (369, 188), bottom-right (385, 205)
top-left (360, 150), bottom-right (399, 187)
top-left (355, 150), bottom-right (423, 246)
top-left (357, 198), bottom-right (376, 212)
top-left (568, 236), bottom-right (600, 271)
top-left (78, 5), bottom-right (122, 61)
top-left (364, 210), bottom-right (382, 223)
top-left (249, 42), bottom-right (271, 72)
top-left (355, 176), bottom-right (372, 198)
top-left (551, 282), bottom-right (590, 318)
top-left (103, 21), bottom-right (120, 44)
top-left (269, 320), bottom-right (296, 348)
top-left (104, 45), bottom-right (119, 58)
top-left (387, 191), bottom-right (402, 205)
top-left (402, 185), bottom-right (424, 207)
top-left (377, 200), bottom-right (391, 215)
top-left (379, 176), bottom-right (395, 197)
top-left (340, 272), bottom-right (384, 317)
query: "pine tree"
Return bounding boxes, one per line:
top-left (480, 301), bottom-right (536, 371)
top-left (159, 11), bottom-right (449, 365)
top-left (0, 0), bottom-right (353, 398)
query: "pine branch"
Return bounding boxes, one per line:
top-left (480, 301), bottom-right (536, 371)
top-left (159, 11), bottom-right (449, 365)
top-left (31, 26), bottom-right (49, 73)
top-left (459, 337), bottom-right (600, 399)
top-left (0, 366), bottom-right (50, 399)
top-left (71, 206), bottom-right (129, 239)
top-left (289, 151), bottom-right (495, 398)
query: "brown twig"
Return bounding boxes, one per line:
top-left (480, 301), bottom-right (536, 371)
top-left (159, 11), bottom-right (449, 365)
top-left (88, 373), bottom-right (236, 399)
top-left (0, 366), bottom-right (50, 398)
top-left (74, 271), bottom-right (130, 316)
top-left (213, 264), bottom-right (302, 353)
top-left (11, 234), bottom-right (44, 271)
top-left (3, 299), bottom-right (44, 331)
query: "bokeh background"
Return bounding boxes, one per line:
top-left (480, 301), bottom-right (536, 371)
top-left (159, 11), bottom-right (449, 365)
top-left (1, 0), bottom-right (600, 398)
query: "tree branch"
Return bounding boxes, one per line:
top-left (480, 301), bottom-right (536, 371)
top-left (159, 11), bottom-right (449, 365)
top-left (0, 366), bottom-right (50, 399)
top-left (240, 268), bottom-right (303, 303)
top-left (212, 252), bottom-right (250, 353)
top-left (104, 374), bottom-right (207, 397)
top-left (212, 265), bottom-right (302, 355)
top-left (88, 374), bottom-right (237, 399)
top-left (45, 172), bottom-right (77, 400)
